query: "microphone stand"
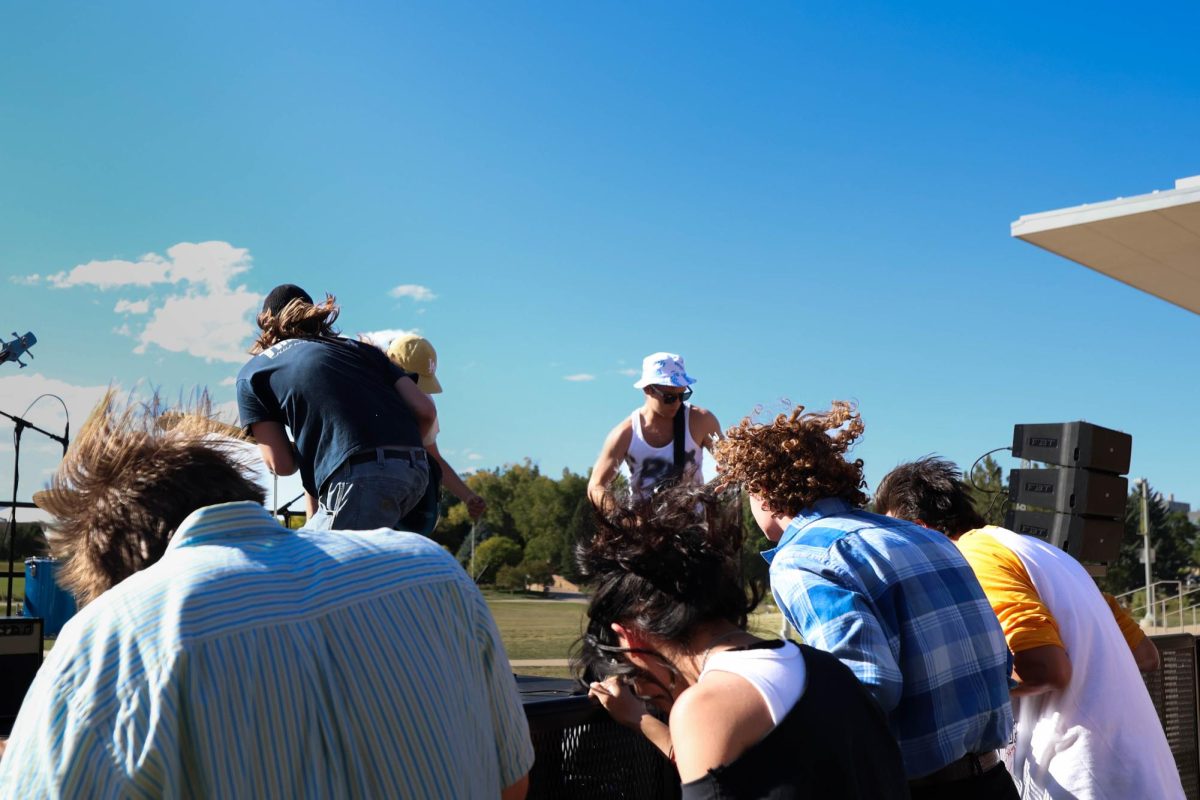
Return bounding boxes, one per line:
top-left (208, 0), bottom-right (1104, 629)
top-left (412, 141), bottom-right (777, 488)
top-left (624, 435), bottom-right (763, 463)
top-left (1, 409), bottom-right (68, 616)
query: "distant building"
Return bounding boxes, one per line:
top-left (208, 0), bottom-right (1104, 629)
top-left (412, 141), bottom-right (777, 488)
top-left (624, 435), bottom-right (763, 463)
top-left (1166, 494), bottom-right (1191, 516)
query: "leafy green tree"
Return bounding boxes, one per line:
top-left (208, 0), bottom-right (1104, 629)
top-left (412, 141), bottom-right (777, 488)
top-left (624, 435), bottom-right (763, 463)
top-left (739, 493), bottom-right (772, 596)
top-left (1, 521), bottom-right (48, 561)
top-left (472, 536), bottom-right (523, 584)
top-left (1102, 485), bottom-right (1196, 595)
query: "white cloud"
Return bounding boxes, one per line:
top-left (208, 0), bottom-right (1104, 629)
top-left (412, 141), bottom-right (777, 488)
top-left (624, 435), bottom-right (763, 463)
top-left (10, 274), bottom-right (41, 286)
top-left (468, 453), bottom-right (484, 461)
top-left (114, 298), bottom-right (150, 314)
top-left (618, 368), bottom-right (639, 377)
top-left (564, 373), bottom-right (596, 382)
top-left (32, 241), bottom-right (260, 364)
top-left (358, 328), bottom-right (419, 350)
top-left (135, 284), bottom-right (260, 363)
top-left (389, 284), bottom-right (436, 302)
top-left (46, 255), bottom-right (170, 289)
top-left (219, 376), bottom-right (236, 387)
top-left (0, 373), bottom-right (111, 454)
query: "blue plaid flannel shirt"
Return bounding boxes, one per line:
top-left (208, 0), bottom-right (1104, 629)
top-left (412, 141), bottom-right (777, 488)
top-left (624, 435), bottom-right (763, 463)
top-left (765, 498), bottom-right (1014, 779)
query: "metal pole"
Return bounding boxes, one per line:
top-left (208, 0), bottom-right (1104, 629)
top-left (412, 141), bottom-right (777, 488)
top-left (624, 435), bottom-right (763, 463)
top-left (1141, 479), bottom-right (1154, 627)
top-left (1180, 583), bottom-right (1186, 631)
top-left (470, 520), bottom-right (477, 581)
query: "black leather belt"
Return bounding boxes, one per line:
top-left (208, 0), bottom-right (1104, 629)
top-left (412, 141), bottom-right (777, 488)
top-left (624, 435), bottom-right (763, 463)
top-left (345, 447), bottom-right (427, 467)
top-left (909, 751), bottom-right (1001, 787)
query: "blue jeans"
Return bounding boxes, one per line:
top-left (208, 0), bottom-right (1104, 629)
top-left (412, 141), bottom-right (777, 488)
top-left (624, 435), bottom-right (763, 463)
top-left (309, 449), bottom-right (429, 532)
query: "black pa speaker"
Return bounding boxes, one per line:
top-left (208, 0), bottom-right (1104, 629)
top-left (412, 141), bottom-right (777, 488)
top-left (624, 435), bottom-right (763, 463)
top-left (0, 616), bottom-right (42, 736)
top-left (1004, 509), bottom-right (1124, 564)
top-left (1007, 468), bottom-right (1127, 518)
top-left (1011, 421), bottom-right (1132, 475)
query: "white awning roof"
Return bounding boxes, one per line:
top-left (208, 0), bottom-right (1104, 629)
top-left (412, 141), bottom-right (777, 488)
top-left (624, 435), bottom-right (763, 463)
top-left (1011, 176), bottom-right (1200, 315)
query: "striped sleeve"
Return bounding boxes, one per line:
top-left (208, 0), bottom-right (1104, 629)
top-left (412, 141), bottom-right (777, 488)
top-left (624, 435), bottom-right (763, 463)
top-left (471, 585), bottom-right (535, 787)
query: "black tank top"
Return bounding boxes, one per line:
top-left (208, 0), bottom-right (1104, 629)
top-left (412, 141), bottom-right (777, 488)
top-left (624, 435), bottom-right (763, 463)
top-left (680, 643), bottom-right (909, 800)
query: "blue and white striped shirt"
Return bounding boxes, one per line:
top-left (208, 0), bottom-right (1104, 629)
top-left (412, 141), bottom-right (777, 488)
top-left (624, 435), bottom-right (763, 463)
top-left (0, 502), bottom-right (534, 798)
top-left (764, 499), bottom-right (1013, 779)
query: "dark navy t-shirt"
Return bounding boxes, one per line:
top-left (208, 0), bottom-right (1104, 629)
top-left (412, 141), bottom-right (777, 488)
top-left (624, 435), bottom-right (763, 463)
top-left (236, 336), bottom-right (423, 495)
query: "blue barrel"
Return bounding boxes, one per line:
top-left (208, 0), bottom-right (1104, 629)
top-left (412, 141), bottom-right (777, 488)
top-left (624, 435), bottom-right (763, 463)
top-left (23, 557), bottom-right (78, 636)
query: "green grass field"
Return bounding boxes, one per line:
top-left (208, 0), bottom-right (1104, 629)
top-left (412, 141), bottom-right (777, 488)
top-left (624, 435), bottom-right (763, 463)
top-left (1, 576), bottom-right (25, 606)
top-left (485, 592), bottom-right (793, 679)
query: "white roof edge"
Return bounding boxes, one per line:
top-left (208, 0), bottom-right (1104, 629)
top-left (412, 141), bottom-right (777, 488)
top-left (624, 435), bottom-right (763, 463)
top-left (1011, 177), bottom-right (1200, 238)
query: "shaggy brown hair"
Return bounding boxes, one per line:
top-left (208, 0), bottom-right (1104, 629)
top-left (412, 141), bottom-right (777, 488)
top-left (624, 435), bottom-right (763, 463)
top-left (874, 456), bottom-right (986, 538)
top-left (715, 401), bottom-right (868, 517)
top-left (36, 391), bottom-right (265, 605)
top-left (250, 293), bottom-right (340, 354)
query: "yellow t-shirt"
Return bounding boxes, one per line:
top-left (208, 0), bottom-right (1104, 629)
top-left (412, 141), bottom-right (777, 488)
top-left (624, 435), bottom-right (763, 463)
top-left (954, 527), bottom-right (1145, 655)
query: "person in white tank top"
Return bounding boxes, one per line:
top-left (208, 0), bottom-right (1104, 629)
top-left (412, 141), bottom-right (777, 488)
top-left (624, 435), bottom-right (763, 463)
top-left (587, 352), bottom-right (723, 511)
top-left (876, 457), bottom-right (1185, 800)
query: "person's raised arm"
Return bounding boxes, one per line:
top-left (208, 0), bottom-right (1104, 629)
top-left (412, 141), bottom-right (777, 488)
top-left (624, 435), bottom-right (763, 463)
top-left (250, 421), bottom-right (298, 477)
top-left (393, 376), bottom-right (437, 439)
top-left (587, 421), bottom-right (632, 515)
top-left (427, 440), bottom-right (486, 518)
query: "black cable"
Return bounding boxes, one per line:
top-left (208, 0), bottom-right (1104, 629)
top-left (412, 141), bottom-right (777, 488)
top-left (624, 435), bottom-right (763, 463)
top-left (966, 446), bottom-right (1012, 494)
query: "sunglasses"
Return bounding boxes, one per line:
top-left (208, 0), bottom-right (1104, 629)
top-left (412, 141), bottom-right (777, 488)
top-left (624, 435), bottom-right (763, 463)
top-left (647, 386), bottom-right (693, 404)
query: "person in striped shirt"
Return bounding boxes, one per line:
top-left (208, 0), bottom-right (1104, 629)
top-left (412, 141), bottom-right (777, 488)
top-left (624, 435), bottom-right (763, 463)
top-left (0, 391), bottom-right (533, 799)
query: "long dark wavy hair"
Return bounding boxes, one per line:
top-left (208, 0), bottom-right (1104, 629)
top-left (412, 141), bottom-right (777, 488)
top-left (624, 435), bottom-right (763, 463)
top-left (570, 488), bottom-right (763, 695)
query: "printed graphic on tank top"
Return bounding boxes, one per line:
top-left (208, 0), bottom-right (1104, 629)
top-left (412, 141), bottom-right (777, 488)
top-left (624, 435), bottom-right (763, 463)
top-left (624, 403), bottom-right (702, 501)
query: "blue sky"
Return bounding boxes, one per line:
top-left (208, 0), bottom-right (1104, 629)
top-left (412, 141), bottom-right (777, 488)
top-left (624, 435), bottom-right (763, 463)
top-left (2, 2), bottom-right (1199, 511)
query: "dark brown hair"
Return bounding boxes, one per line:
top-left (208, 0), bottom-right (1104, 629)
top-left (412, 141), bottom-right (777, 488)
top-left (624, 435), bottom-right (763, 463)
top-left (873, 456), bottom-right (985, 537)
top-left (36, 391), bottom-right (265, 605)
top-left (250, 293), bottom-right (340, 354)
top-left (715, 401), bottom-right (868, 517)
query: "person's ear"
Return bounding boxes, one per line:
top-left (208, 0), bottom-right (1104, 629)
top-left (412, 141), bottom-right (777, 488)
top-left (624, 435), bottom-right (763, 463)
top-left (611, 622), bottom-right (654, 669)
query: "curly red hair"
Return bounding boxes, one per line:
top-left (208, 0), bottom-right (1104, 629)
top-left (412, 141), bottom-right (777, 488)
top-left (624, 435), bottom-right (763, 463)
top-left (716, 401), bottom-right (868, 517)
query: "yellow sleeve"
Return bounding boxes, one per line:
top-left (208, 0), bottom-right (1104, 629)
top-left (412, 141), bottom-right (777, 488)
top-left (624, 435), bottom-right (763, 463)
top-left (1102, 592), bottom-right (1147, 651)
top-left (955, 529), bottom-right (1063, 653)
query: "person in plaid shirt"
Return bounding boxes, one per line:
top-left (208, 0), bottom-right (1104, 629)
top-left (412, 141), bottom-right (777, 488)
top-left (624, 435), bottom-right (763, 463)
top-left (717, 402), bottom-right (1018, 800)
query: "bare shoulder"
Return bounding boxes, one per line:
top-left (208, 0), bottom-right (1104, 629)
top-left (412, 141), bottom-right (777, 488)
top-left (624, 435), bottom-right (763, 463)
top-left (605, 416), bottom-right (634, 447)
top-left (686, 405), bottom-right (723, 444)
top-left (669, 673), bottom-right (773, 781)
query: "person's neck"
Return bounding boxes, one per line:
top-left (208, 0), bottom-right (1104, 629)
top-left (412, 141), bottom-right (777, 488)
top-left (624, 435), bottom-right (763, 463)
top-left (672, 623), bottom-right (761, 684)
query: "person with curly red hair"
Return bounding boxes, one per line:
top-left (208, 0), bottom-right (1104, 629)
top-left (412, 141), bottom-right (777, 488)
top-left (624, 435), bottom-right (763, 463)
top-left (717, 403), bottom-right (1019, 800)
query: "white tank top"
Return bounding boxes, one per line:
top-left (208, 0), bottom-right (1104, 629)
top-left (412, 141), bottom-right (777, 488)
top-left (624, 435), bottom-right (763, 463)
top-left (625, 404), bottom-right (703, 501)
top-left (699, 641), bottom-right (807, 725)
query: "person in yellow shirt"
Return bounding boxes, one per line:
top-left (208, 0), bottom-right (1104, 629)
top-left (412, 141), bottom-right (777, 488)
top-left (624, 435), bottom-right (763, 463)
top-left (874, 457), bottom-right (1181, 800)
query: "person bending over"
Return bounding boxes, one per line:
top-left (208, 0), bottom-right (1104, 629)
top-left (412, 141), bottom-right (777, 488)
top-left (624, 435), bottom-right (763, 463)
top-left (0, 392), bottom-right (532, 799)
top-left (575, 489), bottom-right (908, 800)
top-left (716, 403), bottom-right (1018, 799)
top-left (875, 457), bottom-right (1183, 800)
top-left (237, 284), bottom-right (435, 530)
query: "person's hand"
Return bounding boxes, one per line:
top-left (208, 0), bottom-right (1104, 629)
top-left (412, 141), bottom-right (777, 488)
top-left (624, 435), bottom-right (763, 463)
top-left (466, 493), bottom-right (487, 519)
top-left (589, 677), bottom-right (650, 729)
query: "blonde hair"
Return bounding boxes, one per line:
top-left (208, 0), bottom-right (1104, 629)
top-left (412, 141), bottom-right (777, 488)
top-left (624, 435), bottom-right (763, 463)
top-left (37, 390), bottom-right (265, 605)
top-left (250, 294), bottom-right (340, 354)
top-left (716, 401), bottom-right (868, 517)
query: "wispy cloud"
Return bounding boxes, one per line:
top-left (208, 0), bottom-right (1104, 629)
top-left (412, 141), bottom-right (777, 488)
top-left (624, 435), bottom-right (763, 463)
top-left (10, 274), bottom-right (41, 286)
top-left (28, 241), bottom-right (260, 363)
top-left (618, 368), bottom-right (639, 377)
top-left (114, 298), bottom-right (150, 314)
top-left (389, 284), bottom-right (437, 302)
top-left (358, 328), bottom-right (419, 350)
top-left (467, 452), bottom-right (484, 461)
top-left (0, 373), bottom-right (111, 453)
top-left (564, 373), bottom-right (596, 382)
top-left (219, 376), bottom-right (237, 387)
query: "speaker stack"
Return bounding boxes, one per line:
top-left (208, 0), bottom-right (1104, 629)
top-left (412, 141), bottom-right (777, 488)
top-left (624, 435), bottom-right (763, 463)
top-left (0, 616), bottom-right (42, 736)
top-left (1004, 421), bottom-right (1132, 568)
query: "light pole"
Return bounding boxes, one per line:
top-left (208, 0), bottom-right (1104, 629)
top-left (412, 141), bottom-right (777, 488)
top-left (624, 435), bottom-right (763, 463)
top-left (1140, 478), bottom-right (1154, 627)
